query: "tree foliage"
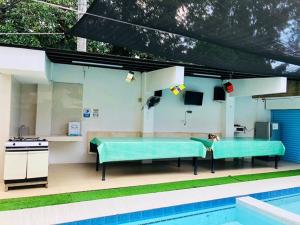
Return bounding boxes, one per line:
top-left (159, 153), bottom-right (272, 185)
top-left (0, 0), bottom-right (78, 49)
top-left (0, 0), bottom-right (151, 57)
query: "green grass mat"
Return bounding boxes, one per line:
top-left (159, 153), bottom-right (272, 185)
top-left (1, 169), bottom-right (300, 211)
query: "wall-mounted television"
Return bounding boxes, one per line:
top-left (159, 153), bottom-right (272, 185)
top-left (184, 91), bottom-right (204, 106)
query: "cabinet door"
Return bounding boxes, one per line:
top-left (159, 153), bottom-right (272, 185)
top-left (27, 151), bottom-right (49, 178)
top-left (4, 152), bottom-right (27, 180)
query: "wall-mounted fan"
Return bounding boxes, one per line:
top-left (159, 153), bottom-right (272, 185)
top-left (146, 96), bottom-right (161, 109)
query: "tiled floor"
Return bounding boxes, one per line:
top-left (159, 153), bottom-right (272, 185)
top-left (0, 159), bottom-right (299, 199)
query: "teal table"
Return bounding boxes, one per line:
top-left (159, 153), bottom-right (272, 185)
top-left (90, 137), bottom-right (206, 180)
top-left (191, 137), bottom-right (285, 173)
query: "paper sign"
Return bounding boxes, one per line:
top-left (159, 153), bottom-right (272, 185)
top-left (83, 108), bottom-right (91, 118)
top-left (93, 108), bottom-right (99, 118)
top-left (272, 123), bottom-right (279, 130)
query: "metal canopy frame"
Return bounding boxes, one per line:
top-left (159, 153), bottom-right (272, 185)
top-left (46, 48), bottom-right (272, 79)
top-left (2, 43), bottom-right (299, 80)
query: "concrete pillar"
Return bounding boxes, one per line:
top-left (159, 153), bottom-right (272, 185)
top-left (141, 73), bottom-right (154, 137)
top-left (0, 74), bottom-right (12, 179)
top-left (35, 83), bottom-right (53, 136)
top-left (140, 67), bottom-right (184, 136)
top-left (77, 0), bottom-right (87, 52)
top-left (222, 94), bottom-right (235, 138)
top-left (140, 73), bottom-right (154, 163)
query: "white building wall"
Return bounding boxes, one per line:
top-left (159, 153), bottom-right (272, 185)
top-left (82, 66), bottom-right (143, 132)
top-left (0, 74), bottom-right (12, 179)
top-left (154, 77), bottom-right (224, 134)
top-left (0, 46), bottom-right (48, 84)
top-left (48, 68), bottom-right (271, 164)
top-left (19, 84), bottom-right (37, 135)
top-left (0, 46), bottom-right (281, 171)
top-left (229, 77), bottom-right (287, 97)
top-left (265, 97), bottom-right (300, 109)
top-left (234, 97), bottom-right (270, 137)
top-left (2, 58), bottom-right (274, 165)
top-left (48, 64), bottom-right (143, 164)
top-left (146, 66), bottom-right (184, 92)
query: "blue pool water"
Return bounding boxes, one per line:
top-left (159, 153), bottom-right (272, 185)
top-left (267, 193), bottom-right (300, 216)
top-left (122, 205), bottom-right (239, 225)
top-left (62, 187), bottom-right (300, 225)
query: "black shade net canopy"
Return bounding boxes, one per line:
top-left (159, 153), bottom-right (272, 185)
top-left (70, 0), bottom-right (300, 78)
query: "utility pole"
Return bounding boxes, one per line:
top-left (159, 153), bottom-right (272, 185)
top-left (77, 0), bottom-right (87, 52)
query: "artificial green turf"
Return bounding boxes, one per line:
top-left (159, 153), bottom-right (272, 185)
top-left (1, 169), bottom-right (300, 211)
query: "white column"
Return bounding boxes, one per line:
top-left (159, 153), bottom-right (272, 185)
top-left (140, 73), bottom-right (154, 163)
top-left (35, 83), bottom-right (53, 136)
top-left (141, 73), bottom-right (154, 137)
top-left (222, 94), bottom-right (235, 138)
top-left (77, 0), bottom-right (87, 52)
top-left (140, 67), bottom-right (184, 136)
top-left (0, 74), bottom-right (12, 179)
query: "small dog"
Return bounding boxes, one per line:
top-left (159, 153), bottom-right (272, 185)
top-left (208, 133), bottom-right (220, 141)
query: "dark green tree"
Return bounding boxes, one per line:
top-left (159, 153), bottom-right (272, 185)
top-left (0, 0), bottom-right (77, 49)
top-left (0, 0), bottom-right (153, 57)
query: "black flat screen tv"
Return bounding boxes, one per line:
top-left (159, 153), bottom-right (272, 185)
top-left (184, 91), bottom-right (203, 105)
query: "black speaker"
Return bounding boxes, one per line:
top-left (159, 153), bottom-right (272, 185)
top-left (154, 90), bottom-right (162, 97)
top-left (214, 87), bottom-right (225, 101)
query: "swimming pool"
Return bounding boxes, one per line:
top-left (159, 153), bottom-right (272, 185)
top-left (267, 193), bottom-right (300, 216)
top-left (61, 187), bottom-right (300, 225)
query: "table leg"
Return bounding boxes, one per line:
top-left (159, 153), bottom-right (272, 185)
top-left (193, 157), bottom-right (198, 175)
top-left (211, 151), bottom-right (215, 173)
top-left (275, 156), bottom-right (279, 169)
top-left (102, 163), bottom-right (106, 181)
top-left (96, 152), bottom-right (99, 171)
top-left (177, 158), bottom-right (181, 167)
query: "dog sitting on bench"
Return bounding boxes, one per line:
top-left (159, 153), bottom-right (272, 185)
top-left (208, 133), bottom-right (220, 141)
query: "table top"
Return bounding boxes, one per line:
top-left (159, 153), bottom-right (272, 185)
top-left (90, 137), bottom-right (207, 163)
top-left (91, 137), bottom-right (200, 145)
top-left (191, 137), bottom-right (285, 159)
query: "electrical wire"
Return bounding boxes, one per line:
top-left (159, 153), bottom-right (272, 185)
top-left (0, 32), bottom-right (64, 35)
top-left (33, 0), bottom-right (78, 13)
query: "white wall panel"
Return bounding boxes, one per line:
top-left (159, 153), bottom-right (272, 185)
top-left (154, 77), bottom-right (223, 134)
top-left (0, 74), bottom-right (12, 179)
top-left (229, 77), bottom-right (287, 97)
top-left (0, 46), bottom-right (48, 83)
top-left (235, 97), bottom-right (270, 137)
top-left (266, 97), bottom-right (300, 110)
top-left (146, 66), bottom-right (184, 92)
top-left (9, 77), bottom-right (21, 137)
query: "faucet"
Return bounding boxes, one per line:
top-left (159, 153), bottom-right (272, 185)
top-left (184, 110), bottom-right (193, 126)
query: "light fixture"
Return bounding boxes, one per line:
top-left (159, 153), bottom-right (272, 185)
top-left (223, 82), bottom-right (234, 93)
top-left (72, 61), bottom-right (123, 68)
top-left (184, 110), bottom-right (192, 126)
top-left (126, 71), bottom-right (135, 82)
top-left (170, 84), bottom-right (186, 95)
top-left (192, 73), bottom-right (222, 78)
